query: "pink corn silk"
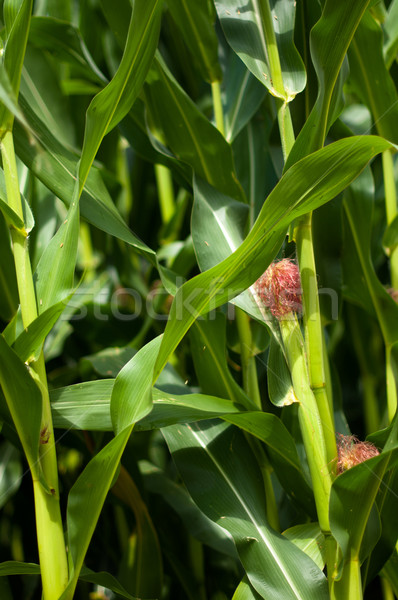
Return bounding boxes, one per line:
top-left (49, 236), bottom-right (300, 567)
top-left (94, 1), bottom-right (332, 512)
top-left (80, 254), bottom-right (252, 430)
top-left (255, 259), bottom-right (302, 318)
top-left (336, 434), bottom-right (379, 474)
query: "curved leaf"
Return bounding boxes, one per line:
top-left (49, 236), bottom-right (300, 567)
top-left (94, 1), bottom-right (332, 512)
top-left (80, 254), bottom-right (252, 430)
top-left (154, 136), bottom-right (393, 379)
top-left (164, 421), bottom-right (328, 600)
top-left (348, 11), bottom-right (398, 143)
top-left (215, 0), bottom-right (306, 98)
top-left (166, 0), bottom-right (221, 83)
top-left (78, 0), bottom-right (163, 192)
top-left (286, 0), bottom-right (371, 167)
top-left (143, 54), bottom-right (245, 201)
top-left (0, 335), bottom-right (42, 475)
top-left (62, 337), bottom-right (163, 600)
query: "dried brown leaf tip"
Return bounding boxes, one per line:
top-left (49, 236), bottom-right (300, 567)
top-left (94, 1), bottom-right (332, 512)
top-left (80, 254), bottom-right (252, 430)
top-left (387, 288), bottom-right (398, 303)
top-left (336, 434), bottom-right (379, 474)
top-left (255, 259), bottom-right (302, 318)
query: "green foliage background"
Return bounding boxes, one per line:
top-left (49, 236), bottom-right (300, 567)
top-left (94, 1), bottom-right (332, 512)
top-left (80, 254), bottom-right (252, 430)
top-left (0, 0), bottom-right (398, 599)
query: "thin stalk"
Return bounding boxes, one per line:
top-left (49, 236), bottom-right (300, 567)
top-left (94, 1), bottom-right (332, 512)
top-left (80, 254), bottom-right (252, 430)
top-left (257, 0), bottom-right (295, 161)
top-left (386, 345), bottom-right (397, 423)
top-left (155, 163), bottom-right (175, 225)
top-left (279, 314), bottom-right (332, 533)
top-left (1, 130), bottom-right (68, 599)
top-left (211, 80), bottom-right (225, 136)
top-left (79, 221), bottom-right (96, 281)
top-left (331, 553), bottom-right (362, 600)
top-left (380, 576), bottom-right (395, 600)
top-left (295, 214), bottom-right (337, 471)
top-left (257, 0), bottom-right (285, 96)
top-left (235, 308), bottom-right (261, 408)
top-left (275, 98), bottom-right (295, 163)
top-left (382, 149), bottom-right (398, 290)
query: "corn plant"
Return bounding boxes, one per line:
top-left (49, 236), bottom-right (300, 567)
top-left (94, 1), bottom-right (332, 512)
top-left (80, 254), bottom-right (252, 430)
top-left (0, 0), bottom-right (398, 599)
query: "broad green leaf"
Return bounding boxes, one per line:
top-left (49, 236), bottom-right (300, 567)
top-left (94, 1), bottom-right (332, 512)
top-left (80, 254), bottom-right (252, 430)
top-left (0, 212), bottom-right (18, 321)
top-left (63, 337), bottom-right (162, 600)
top-left (13, 297), bottom-right (72, 363)
top-left (224, 53), bottom-right (266, 142)
top-left (140, 460), bottom-right (237, 558)
top-left (78, 0), bottom-right (162, 192)
top-left (111, 336), bottom-right (162, 435)
top-left (50, 379), bottom-right (245, 432)
top-left (164, 421), bottom-right (328, 600)
top-left (233, 577), bottom-right (262, 600)
top-left (0, 561), bottom-right (40, 575)
top-left (143, 54), bottom-right (245, 202)
top-left (348, 11), bottom-right (398, 143)
top-left (154, 136), bottom-right (393, 380)
top-left (166, 0), bottom-right (221, 83)
top-left (34, 190), bottom-right (79, 314)
top-left (13, 97), bottom-right (155, 260)
top-left (0, 441), bottom-right (22, 509)
top-left (0, 0), bottom-right (32, 131)
top-left (330, 454), bottom-right (389, 571)
top-left (283, 524), bottom-right (325, 571)
top-left (51, 379), bottom-right (114, 431)
top-left (286, 0), bottom-right (371, 167)
top-left (190, 313), bottom-right (253, 409)
top-left (215, 0), bottom-right (306, 99)
top-left (267, 337), bottom-right (295, 407)
top-left (223, 411), bottom-right (316, 517)
top-left (0, 334), bottom-right (42, 475)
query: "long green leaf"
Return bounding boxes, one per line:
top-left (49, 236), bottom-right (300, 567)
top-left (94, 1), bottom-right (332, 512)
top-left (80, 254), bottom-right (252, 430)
top-left (50, 379), bottom-right (245, 432)
top-left (286, 0), bottom-right (371, 167)
top-left (143, 54), bottom-right (245, 201)
top-left (0, 334), bottom-right (42, 475)
top-left (13, 297), bottom-right (72, 363)
top-left (166, 0), bottom-right (221, 83)
top-left (348, 11), bottom-right (398, 143)
top-left (62, 337), bottom-right (162, 600)
top-left (0, 0), bottom-right (32, 130)
top-left (164, 421), bottom-right (328, 600)
top-left (78, 0), bottom-right (162, 193)
top-left (34, 189), bottom-right (79, 314)
top-left (154, 136), bottom-right (393, 380)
